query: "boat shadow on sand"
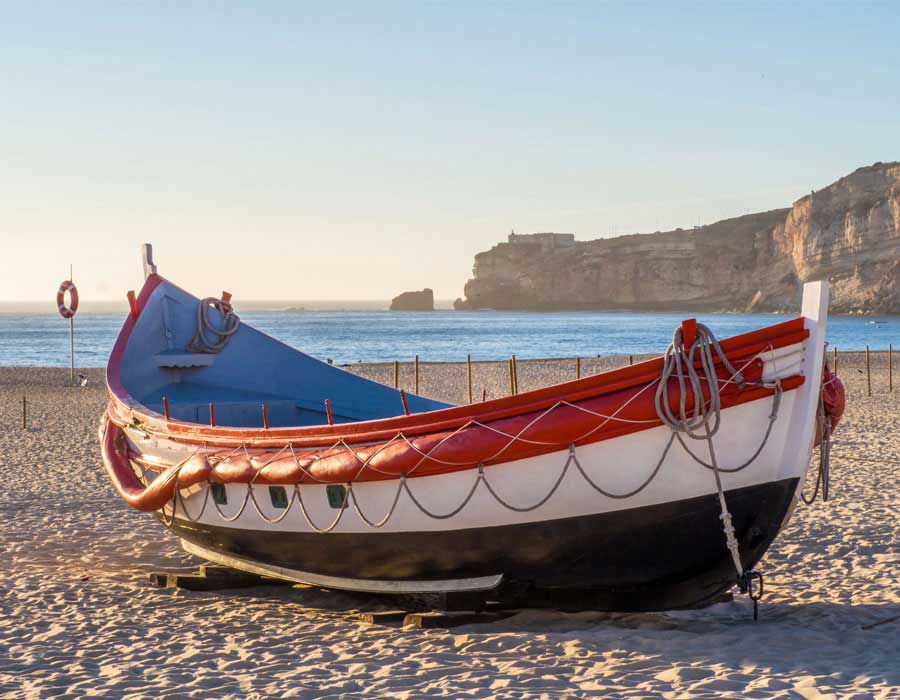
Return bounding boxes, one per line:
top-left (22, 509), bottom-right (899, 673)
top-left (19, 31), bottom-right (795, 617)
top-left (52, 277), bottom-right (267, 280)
top-left (149, 574), bottom-right (899, 636)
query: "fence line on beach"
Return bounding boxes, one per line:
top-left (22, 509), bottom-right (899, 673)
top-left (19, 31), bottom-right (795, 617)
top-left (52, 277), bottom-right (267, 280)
top-left (10, 349), bottom-right (895, 434)
top-left (379, 346), bottom-right (896, 403)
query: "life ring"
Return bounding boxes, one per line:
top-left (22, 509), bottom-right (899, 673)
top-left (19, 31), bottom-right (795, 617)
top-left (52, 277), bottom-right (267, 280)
top-left (57, 280), bottom-right (79, 319)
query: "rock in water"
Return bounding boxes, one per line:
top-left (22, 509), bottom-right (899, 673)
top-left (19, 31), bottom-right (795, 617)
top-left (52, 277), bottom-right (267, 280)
top-left (390, 289), bottom-right (434, 311)
top-left (458, 162), bottom-right (900, 313)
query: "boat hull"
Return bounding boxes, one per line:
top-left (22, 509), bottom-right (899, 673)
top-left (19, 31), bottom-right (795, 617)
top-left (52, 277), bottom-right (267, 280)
top-left (164, 477), bottom-right (798, 610)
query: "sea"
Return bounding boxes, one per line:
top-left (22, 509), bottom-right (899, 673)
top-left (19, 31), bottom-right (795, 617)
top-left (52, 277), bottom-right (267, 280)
top-left (0, 307), bottom-right (895, 368)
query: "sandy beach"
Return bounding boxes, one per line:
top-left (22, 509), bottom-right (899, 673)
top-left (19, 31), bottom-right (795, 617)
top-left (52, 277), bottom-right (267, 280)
top-left (0, 356), bottom-right (897, 699)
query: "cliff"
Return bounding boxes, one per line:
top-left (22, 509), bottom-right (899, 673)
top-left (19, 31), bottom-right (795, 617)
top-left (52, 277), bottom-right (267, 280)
top-left (456, 162), bottom-right (900, 313)
top-left (390, 288), bottom-right (434, 311)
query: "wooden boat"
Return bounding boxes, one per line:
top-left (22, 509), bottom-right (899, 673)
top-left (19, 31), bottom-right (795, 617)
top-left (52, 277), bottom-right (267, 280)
top-left (100, 245), bottom-right (844, 610)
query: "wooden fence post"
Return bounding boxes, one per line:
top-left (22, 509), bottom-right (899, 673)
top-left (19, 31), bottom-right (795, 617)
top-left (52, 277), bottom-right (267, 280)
top-left (866, 345), bottom-right (871, 396)
top-left (394, 360), bottom-right (399, 389)
top-left (576, 356), bottom-right (581, 380)
top-left (414, 355), bottom-right (419, 395)
top-left (890, 344), bottom-right (893, 393)
top-left (508, 358), bottom-right (515, 396)
top-left (629, 354), bottom-right (633, 366)
top-left (466, 354), bottom-right (473, 404)
top-left (22, 396), bottom-right (26, 429)
top-left (512, 354), bottom-right (518, 395)
top-left (833, 345), bottom-right (837, 375)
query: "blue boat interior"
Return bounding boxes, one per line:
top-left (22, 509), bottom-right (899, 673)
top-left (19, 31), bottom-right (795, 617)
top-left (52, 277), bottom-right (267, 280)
top-left (117, 280), bottom-right (452, 428)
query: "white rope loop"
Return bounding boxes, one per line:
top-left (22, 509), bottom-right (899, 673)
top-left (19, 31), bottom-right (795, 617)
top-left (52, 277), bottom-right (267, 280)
top-left (189, 297), bottom-right (240, 353)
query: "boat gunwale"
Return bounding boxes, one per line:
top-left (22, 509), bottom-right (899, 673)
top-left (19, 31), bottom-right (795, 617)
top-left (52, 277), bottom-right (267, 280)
top-left (106, 273), bottom-right (809, 449)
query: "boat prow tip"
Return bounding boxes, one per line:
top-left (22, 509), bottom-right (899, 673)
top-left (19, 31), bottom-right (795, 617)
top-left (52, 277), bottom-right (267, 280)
top-left (141, 243), bottom-right (157, 280)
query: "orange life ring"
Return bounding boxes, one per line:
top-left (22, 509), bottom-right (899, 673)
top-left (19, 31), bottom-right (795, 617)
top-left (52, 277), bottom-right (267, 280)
top-left (57, 280), bottom-right (79, 319)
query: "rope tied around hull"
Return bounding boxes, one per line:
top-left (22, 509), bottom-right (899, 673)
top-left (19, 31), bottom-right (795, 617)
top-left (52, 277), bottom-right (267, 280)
top-left (188, 296), bottom-right (240, 353)
top-left (802, 364), bottom-right (839, 505)
top-left (654, 321), bottom-right (757, 607)
top-left (152, 332), bottom-right (783, 538)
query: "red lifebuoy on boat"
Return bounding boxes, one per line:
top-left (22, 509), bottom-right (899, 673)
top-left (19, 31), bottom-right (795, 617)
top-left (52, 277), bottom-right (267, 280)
top-left (57, 280), bottom-right (79, 319)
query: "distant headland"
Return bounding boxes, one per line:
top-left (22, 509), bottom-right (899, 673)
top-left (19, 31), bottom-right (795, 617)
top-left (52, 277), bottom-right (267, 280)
top-left (454, 162), bottom-right (900, 314)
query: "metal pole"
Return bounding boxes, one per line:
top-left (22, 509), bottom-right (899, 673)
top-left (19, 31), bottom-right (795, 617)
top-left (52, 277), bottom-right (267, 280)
top-left (466, 354), bottom-right (473, 404)
top-left (414, 355), bottom-right (419, 395)
top-left (68, 263), bottom-right (74, 385)
top-left (69, 316), bottom-right (75, 385)
top-left (890, 344), bottom-right (893, 393)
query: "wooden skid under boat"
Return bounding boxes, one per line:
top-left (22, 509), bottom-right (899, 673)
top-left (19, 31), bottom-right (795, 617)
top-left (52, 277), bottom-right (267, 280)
top-left (99, 246), bottom-right (843, 610)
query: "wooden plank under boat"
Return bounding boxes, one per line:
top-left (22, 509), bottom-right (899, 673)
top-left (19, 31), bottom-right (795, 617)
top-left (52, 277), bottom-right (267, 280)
top-left (98, 245), bottom-right (844, 610)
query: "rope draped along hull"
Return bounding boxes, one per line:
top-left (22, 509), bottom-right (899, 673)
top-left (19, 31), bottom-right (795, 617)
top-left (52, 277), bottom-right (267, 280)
top-left (100, 268), bottom-right (837, 609)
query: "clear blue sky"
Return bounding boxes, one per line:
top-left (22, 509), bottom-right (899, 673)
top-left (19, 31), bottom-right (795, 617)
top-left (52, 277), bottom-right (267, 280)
top-left (2, 1), bottom-right (898, 303)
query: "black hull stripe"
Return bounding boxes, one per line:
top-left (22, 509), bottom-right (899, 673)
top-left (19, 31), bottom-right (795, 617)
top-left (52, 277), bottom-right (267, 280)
top-left (165, 478), bottom-right (798, 611)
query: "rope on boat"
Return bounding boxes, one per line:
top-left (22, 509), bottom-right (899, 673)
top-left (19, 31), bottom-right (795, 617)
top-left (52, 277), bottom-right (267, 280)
top-left (801, 384), bottom-right (832, 504)
top-left (156, 332), bottom-right (785, 556)
top-left (654, 322), bottom-right (748, 579)
top-left (188, 297), bottom-right (240, 353)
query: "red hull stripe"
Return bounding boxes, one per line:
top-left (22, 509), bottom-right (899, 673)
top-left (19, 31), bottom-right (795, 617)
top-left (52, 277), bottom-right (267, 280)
top-left (104, 371), bottom-right (802, 511)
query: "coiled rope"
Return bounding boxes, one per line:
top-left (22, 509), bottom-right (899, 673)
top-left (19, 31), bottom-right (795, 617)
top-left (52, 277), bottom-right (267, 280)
top-left (654, 322), bottom-right (746, 579)
top-left (188, 298), bottom-right (240, 353)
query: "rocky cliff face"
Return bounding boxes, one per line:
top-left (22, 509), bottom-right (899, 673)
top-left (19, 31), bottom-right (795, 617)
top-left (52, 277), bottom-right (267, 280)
top-left (390, 288), bottom-right (434, 311)
top-left (456, 162), bottom-right (900, 313)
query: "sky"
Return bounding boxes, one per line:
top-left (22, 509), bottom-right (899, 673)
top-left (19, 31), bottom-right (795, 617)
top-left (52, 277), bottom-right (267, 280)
top-left (1, 1), bottom-right (899, 304)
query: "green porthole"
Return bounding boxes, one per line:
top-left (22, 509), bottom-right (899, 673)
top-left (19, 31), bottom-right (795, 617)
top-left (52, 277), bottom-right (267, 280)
top-left (210, 483), bottom-right (227, 505)
top-left (326, 484), bottom-right (347, 509)
top-left (269, 486), bottom-right (288, 509)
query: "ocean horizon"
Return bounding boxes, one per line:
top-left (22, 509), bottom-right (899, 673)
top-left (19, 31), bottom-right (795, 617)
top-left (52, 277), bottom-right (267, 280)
top-left (1, 307), bottom-right (895, 368)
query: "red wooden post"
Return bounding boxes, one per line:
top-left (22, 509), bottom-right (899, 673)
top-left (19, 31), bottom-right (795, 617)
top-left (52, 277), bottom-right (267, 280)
top-left (127, 290), bottom-right (138, 316)
top-left (261, 403), bottom-right (269, 428)
top-left (324, 399), bottom-right (334, 425)
top-left (209, 402), bottom-right (216, 427)
top-left (399, 389), bottom-right (410, 415)
top-left (162, 396), bottom-right (170, 420)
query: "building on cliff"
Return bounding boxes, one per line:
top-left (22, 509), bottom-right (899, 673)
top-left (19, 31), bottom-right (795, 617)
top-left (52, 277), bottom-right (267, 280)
top-left (456, 162), bottom-right (900, 314)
